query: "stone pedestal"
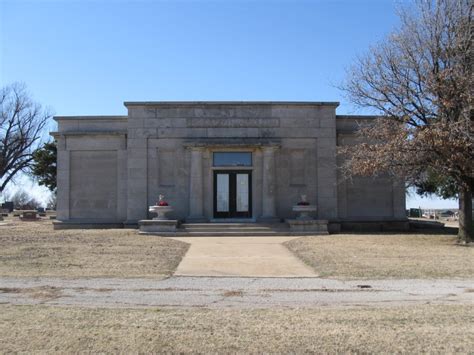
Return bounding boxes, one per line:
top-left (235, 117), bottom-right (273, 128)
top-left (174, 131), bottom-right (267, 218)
top-left (286, 219), bottom-right (329, 234)
top-left (138, 219), bottom-right (178, 234)
top-left (140, 202), bottom-right (178, 234)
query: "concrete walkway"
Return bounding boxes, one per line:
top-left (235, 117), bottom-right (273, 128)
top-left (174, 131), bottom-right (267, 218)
top-left (170, 236), bottom-right (316, 277)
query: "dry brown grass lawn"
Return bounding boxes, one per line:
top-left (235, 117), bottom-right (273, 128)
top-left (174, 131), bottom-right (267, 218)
top-left (285, 234), bottom-right (474, 279)
top-left (0, 217), bottom-right (189, 278)
top-left (0, 304), bottom-right (472, 353)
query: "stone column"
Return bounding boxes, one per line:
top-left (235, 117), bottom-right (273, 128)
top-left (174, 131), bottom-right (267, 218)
top-left (260, 145), bottom-right (279, 222)
top-left (187, 147), bottom-right (207, 222)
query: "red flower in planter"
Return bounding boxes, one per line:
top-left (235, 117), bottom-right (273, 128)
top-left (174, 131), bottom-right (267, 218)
top-left (297, 195), bottom-right (309, 206)
top-left (157, 194), bottom-right (169, 206)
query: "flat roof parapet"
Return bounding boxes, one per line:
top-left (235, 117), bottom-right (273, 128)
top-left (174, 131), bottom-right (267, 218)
top-left (54, 115), bottom-right (127, 121)
top-left (123, 101), bottom-right (340, 107)
top-left (336, 115), bottom-right (380, 120)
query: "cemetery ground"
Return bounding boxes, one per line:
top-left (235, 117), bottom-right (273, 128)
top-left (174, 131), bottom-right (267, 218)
top-left (0, 217), bottom-right (473, 352)
top-left (285, 231), bottom-right (474, 279)
top-left (0, 217), bottom-right (472, 279)
top-left (0, 216), bottom-right (188, 278)
top-left (1, 304), bottom-right (473, 353)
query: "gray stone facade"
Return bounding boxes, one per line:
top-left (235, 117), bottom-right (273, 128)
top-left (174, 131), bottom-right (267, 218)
top-left (51, 102), bottom-right (407, 230)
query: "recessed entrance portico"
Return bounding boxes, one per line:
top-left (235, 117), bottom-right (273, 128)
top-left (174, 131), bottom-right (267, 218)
top-left (184, 140), bottom-right (280, 223)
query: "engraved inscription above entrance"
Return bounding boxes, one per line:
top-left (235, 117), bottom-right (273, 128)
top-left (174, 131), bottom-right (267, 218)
top-left (187, 118), bottom-right (280, 128)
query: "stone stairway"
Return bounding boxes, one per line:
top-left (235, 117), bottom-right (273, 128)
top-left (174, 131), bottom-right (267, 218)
top-left (176, 223), bottom-right (292, 236)
top-left (173, 222), bottom-right (329, 236)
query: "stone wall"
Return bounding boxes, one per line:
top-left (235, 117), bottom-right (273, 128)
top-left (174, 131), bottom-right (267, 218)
top-left (70, 150), bottom-right (118, 219)
top-left (53, 116), bottom-right (127, 223)
top-left (336, 116), bottom-right (406, 221)
top-left (52, 103), bottom-right (407, 227)
top-left (124, 102), bottom-right (339, 222)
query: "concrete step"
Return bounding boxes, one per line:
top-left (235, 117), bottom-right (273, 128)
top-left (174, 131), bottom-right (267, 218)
top-left (183, 231), bottom-right (287, 235)
top-left (180, 226), bottom-right (290, 232)
top-left (181, 226), bottom-right (283, 231)
top-left (160, 222), bottom-right (330, 236)
top-left (182, 225), bottom-right (274, 229)
top-left (182, 231), bottom-right (287, 235)
top-left (181, 223), bottom-right (284, 227)
top-left (172, 231), bottom-right (325, 236)
top-left (177, 223), bottom-right (293, 236)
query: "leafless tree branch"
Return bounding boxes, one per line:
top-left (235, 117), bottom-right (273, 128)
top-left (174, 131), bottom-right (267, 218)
top-left (0, 83), bottom-right (52, 192)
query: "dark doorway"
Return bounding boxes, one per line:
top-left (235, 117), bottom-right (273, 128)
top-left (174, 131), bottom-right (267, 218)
top-left (213, 170), bottom-right (252, 218)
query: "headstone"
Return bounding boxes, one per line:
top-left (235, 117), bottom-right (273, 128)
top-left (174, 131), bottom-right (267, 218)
top-left (409, 208), bottom-right (422, 218)
top-left (20, 211), bottom-right (38, 221)
top-left (1, 202), bottom-right (13, 213)
top-left (37, 207), bottom-right (45, 213)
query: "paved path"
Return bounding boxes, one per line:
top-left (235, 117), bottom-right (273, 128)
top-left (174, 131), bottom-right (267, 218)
top-left (1, 276), bottom-right (473, 309)
top-left (170, 236), bottom-right (316, 277)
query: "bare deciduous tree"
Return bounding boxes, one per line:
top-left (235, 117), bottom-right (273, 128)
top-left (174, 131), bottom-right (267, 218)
top-left (341, 0), bottom-right (473, 242)
top-left (46, 193), bottom-right (56, 210)
top-left (5, 189), bottom-right (42, 210)
top-left (0, 83), bottom-right (52, 192)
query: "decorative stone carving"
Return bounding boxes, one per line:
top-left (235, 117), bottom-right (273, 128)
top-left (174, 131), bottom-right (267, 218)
top-left (187, 118), bottom-right (280, 128)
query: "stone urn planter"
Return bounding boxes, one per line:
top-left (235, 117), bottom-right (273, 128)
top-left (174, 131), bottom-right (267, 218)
top-left (292, 195), bottom-right (317, 220)
top-left (139, 195), bottom-right (178, 234)
top-left (149, 195), bottom-right (173, 220)
top-left (149, 205), bottom-right (173, 220)
top-left (287, 195), bottom-right (328, 234)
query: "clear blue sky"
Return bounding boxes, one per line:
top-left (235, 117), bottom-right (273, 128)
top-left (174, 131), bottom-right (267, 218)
top-left (0, 0), bottom-right (458, 208)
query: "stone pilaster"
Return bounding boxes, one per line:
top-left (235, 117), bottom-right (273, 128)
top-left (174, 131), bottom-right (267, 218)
top-left (259, 145), bottom-right (279, 222)
top-left (187, 147), bottom-right (207, 222)
top-left (125, 137), bottom-right (148, 225)
top-left (316, 109), bottom-right (338, 219)
top-left (116, 148), bottom-right (128, 222)
top-left (56, 136), bottom-right (70, 221)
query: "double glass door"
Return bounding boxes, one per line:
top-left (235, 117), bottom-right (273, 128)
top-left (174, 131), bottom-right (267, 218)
top-left (213, 170), bottom-right (252, 218)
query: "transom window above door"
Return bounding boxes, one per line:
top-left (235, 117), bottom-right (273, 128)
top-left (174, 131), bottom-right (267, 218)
top-left (213, 152), bottom-right (252, 167)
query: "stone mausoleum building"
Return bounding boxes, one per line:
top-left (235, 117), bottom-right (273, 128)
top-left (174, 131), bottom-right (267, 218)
top-left (52, 101), bottom-right (407, 232)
